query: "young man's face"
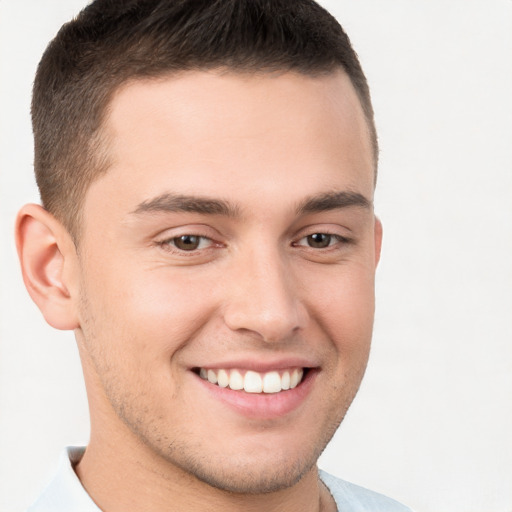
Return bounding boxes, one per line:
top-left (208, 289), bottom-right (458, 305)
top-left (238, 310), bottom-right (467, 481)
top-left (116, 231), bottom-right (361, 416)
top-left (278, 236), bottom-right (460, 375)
top-left (74, 70), bottom-right (381, 493)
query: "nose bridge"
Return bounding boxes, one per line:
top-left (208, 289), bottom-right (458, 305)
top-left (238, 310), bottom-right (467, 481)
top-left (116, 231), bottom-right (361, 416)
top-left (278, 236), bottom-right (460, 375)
top-left (223, 241), bottom-right (306, 342)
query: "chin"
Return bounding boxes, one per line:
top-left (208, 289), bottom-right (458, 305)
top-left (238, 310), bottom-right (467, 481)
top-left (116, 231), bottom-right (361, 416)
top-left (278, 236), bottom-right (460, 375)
top-left (145, 421), bottom-right (340, 496)
top-left (174, 454), bottom-right (315, 495)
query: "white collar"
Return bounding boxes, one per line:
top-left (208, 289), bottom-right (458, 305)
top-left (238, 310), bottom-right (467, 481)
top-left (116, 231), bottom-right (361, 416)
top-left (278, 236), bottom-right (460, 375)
top-left (27, 447), bottom-right (100, 512)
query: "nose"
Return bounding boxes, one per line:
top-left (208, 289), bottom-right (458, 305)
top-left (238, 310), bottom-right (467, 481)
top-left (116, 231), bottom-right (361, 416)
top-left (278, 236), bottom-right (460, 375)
top-left (223, 248), bottom-right (308, 343)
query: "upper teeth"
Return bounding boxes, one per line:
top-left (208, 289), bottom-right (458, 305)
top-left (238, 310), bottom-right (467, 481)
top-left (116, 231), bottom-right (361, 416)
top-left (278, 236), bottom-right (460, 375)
top-left (199, 368), bottom-right (304, 393)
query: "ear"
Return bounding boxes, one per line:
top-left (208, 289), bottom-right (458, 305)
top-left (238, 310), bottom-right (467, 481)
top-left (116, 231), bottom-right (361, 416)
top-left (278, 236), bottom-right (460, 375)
top-left (374, 216), bottom-right (383, 266)
top-left (15, 204), bottom-right (80, 330)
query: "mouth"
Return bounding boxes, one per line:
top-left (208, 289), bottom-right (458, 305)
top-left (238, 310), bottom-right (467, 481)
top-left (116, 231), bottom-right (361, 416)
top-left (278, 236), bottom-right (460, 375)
top-left (194, 367), bottom-right (308, 394)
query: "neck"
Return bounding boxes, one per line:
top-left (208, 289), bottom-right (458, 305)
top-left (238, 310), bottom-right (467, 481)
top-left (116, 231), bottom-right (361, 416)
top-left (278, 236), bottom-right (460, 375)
top-left (75, 433), bottom-right (335, 512)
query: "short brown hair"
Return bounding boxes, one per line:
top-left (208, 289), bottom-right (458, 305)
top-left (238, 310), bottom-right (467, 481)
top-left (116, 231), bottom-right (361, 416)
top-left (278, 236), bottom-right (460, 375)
top-left (32, 0), bottom-right (378, 240)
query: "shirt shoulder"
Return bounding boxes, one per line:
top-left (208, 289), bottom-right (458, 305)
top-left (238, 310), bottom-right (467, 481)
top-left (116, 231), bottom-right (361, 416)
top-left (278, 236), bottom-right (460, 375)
top-left (26, 447), bottom-right (101, 512)
top-left (319, 470), bottom-right (414, 512)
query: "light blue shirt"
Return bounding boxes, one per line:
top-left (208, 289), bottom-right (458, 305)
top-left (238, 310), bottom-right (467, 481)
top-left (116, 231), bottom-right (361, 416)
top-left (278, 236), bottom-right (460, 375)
top-left (28, 447), bottom-right (414, 512)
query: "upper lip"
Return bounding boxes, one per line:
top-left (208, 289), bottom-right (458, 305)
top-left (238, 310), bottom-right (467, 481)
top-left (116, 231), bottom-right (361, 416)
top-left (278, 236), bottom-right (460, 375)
top-left (190, 356), bottom-right (320, 373)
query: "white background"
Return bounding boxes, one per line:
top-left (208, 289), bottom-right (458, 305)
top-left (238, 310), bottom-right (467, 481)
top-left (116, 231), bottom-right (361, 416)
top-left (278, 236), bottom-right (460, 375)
top-left (1, 1), bottom-right (511, 511)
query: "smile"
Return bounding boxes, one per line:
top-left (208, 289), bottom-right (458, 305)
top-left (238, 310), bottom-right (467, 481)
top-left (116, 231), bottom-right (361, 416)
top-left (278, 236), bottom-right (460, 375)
top-left (198, 367), bottom-right (305, 393)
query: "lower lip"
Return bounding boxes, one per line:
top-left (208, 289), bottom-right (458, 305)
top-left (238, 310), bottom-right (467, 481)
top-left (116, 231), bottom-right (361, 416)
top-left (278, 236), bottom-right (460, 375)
top-left (193, 370), bottom-right (317, 420)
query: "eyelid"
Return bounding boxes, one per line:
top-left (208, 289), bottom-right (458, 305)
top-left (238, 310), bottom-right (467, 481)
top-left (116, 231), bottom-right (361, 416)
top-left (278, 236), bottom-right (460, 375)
top-left (292, 223), bottom-right (352, 241)
top-left (154, 223), bottom-right (219, 240)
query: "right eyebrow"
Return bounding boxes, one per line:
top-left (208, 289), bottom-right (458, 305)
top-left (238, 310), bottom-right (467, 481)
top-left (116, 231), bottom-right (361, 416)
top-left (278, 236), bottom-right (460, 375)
top-left (131, 193), bottom-right (241, 217)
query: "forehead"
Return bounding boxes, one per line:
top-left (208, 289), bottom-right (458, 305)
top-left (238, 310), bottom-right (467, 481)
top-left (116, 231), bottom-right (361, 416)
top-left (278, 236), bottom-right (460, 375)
top-left (87, 70), bottom-right (374, 217)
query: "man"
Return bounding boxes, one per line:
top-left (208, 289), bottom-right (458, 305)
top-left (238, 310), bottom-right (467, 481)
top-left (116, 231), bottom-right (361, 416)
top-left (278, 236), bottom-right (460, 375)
top-left (15, 1), bottom-right (412, 511)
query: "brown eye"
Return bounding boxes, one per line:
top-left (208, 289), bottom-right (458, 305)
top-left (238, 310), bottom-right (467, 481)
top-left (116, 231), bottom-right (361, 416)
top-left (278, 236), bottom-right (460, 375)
top-left (306, 233), bottom-right (332, 248)
top-left (173, 235), bottom-right (201, 251)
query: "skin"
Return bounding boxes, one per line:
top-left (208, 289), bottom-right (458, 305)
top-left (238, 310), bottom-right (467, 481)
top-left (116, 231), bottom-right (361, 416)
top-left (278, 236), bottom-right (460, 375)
top-left (17, 69), bottom-right (381, 512)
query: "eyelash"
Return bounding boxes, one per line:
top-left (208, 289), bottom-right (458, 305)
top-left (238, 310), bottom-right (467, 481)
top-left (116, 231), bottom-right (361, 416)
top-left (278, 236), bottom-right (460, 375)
top-left (155, 232), bottom-right (352, 255)
top-left (156, 234), bottom-right (216, 253)
top-left (293, 233), bottom-right (353, 250)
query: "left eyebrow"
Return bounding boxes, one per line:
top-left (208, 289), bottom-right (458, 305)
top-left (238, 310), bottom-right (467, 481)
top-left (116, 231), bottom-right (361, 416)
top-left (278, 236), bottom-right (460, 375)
top-left (296, 191), bottom-right (372, 215)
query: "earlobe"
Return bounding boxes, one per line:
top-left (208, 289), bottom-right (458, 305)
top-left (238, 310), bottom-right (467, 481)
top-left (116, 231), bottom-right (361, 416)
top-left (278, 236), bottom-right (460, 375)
top-left (374, 216), bottom-right (383, 266)
top-left (15, 204), bottom-right (80, 330)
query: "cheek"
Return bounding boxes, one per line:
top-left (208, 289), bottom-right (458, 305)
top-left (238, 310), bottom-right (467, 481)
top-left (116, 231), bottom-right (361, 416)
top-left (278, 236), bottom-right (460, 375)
top-left (302, 262), bottom-right (376, 353)
top-left (78, 262), bottom-right (218, 361)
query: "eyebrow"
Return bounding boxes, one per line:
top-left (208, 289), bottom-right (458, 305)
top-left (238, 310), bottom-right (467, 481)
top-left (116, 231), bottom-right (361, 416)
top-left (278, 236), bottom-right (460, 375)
top-left (131, 190), bottom-right (371, 218)
top-left (296, 191), bottom-right (372, 214)
top-left (132, 193), bottom-right (240, 217)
